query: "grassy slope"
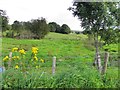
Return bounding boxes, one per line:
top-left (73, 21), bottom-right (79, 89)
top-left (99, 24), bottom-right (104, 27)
top-left (2, 32), bottom-right (94, 73)
top-left (2, 32), bottom-right (119, 88)
top-left (2, 32), bottom-right (93, 59)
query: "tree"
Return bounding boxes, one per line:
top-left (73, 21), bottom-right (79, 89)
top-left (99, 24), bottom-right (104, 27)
top-left (12, 20), bottom-right (22, 34)
top-left (0, 9), bottom-right (9, 31)
top-left (60, 24), bottom-right (71, 34)
top-left (48, 22), bottom-right (61, 33)
top-left (30, 17), bottom-right (49, 39)
top-left (55, 24), bottom-right (61, 33)
top-left (22, 21), bottom-right (32, 31)
top-left (10, 18), bottom-right (49, 39)
top-left (69, 2), bottom-right (119, 73)
top-left (48, 22), bottom-right (56, 32)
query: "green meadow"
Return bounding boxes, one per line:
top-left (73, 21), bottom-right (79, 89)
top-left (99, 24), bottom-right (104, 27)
top-left (1, 33), bottom-right (119, 88)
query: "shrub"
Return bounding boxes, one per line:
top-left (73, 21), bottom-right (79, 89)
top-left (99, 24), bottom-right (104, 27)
top-left (5, 30), bottom-right (14, 38)
top-left (60, 24), bottom-right (71, 34)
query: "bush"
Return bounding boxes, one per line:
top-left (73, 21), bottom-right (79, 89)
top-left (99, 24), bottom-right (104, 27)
top-left (60, 24), bottom-right (71, 34)
top-left (5, 30), bottom-right (14, 38)
top-left (17, 30), bottom-right (35, 39)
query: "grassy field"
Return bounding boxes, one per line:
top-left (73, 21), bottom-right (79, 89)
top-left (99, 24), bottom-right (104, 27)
top-left (1, 32), bottom-right (119, 88)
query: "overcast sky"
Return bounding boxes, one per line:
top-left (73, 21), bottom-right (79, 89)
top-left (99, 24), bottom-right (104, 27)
top-left (0, 0), bottom-right (83, 31)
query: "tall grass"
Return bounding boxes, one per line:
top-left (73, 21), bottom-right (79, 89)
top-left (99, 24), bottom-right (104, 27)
top-left (2, 33), bottom-right (119, 88)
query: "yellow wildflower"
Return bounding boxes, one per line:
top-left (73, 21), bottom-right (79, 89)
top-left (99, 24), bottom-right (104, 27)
top-left (32, 50), bottom-right (38, 54)
top-left (12, 56), bottom-right (20, 60)
top-left (3, 56), bottom-right (9, 61)
top-left (32, 47), bottom-right (38, 51)
top-left (34, 56), bottom-right (38, 61)
top-left (19, 49), bottom-right (26, 54)
top-left (15, 65), bottom-right (19, 69)
top-left (32, 47), bottom-right (38, 54)
top-left (12, 47), bottom-right (18, 52)
top-left (40, 59), bottom-right (44, 63)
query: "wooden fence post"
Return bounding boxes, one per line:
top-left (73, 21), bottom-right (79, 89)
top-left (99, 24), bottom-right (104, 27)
top-left (52, 56), bottom-right (56, 75)
top-left (8, 52), bottom-right (12, 68)
top-left (97, 52), bottom-right (102, 73)
top-left (102, 52), bottom-right (109, 75)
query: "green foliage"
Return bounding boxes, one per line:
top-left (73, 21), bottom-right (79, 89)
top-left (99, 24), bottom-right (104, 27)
top-left (12, 20), bottom-right (23, 33)
top-left (103, 44), bottom-right (118, 52)
top-left (48, 22), bottom-right (61, 33)
top-left (99, 28), bottom-right (119, 45)
top-left (0, 9), bottom-right (9, 31)
top-left (60, 24), bottom-right (71, 34)
top-left (49, 22), bottom-right (61, 33)
top-left (2, 30), bottom-right (14, 38)
top-left (51, 64), bottom-right (103, 88)
top-left (2, 62), bottom-right (118, 88)
top-left (18, 30), bottom-right (35, 39)
top-left (48, 22), bottom-right (71, 34)
top-left (5, 30), bottom-right (14, 38)
top-left (30, 17), bottom-right (49, 39)
top-left (48, 22), bottom-right (57, 32)
top-left (10, 18), bottom-right (49, 39)
top-left (2, 16), bottom-right (9, 31)
top-left (54, 24), bottom-right (61, 33)
top-left (102, 68), bottom-right (119, 88)
top-left (69, 2), bottom-right (119, 45)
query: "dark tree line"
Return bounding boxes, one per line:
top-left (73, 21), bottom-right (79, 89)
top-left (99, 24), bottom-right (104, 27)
top-left (11, 18), bottom-right (49, 39)
top-left (48, 22), bottom-right (71, 34)
top-left (1, 10), bottom-right (71, 39)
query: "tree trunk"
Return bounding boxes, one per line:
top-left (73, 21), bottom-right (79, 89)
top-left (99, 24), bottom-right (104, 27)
top-left (93, 35), bottom-right (102, 73)
top-left (96, 47), bottom-right (102, 73)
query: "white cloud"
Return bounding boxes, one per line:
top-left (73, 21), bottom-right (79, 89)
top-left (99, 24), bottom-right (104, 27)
top-left (0, 0), bottom-right (83, 31)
